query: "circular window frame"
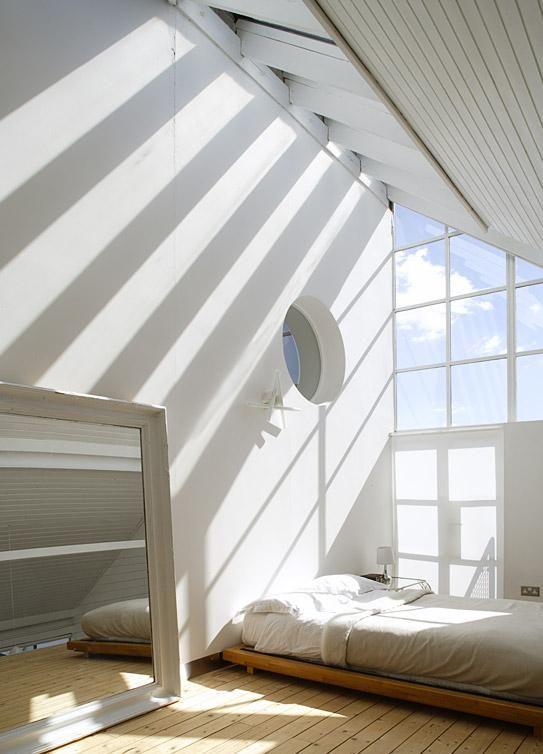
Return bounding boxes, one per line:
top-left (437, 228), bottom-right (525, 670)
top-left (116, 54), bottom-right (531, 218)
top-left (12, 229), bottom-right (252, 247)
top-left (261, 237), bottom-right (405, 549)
top-left (282, 296), bottom-right (345, 405)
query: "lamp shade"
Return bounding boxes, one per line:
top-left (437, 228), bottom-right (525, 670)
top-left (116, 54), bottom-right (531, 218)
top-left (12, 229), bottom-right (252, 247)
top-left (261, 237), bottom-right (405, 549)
top-left (376, 546), bottom-right (394, 566)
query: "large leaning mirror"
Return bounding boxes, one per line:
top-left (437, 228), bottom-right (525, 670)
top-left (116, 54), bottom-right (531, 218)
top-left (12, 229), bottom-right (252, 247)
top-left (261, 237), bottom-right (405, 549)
top-left (0, 383), bottom-right (179, 754)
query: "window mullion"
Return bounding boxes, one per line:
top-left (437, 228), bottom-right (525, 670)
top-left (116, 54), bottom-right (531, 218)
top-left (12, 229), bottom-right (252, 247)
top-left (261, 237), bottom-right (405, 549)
top-left (507, 253), bottom-right (516, 422)
top-left (392, 218), bottom-right (398, 432)
top-left (445, 227), bottom-right (452, 427)
top-left (391, 203), bottom-right (537, 431)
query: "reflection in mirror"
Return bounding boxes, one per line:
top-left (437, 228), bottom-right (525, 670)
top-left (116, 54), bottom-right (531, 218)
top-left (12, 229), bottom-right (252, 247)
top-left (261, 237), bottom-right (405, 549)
top-left (0, 414), bottom-right (154, 733)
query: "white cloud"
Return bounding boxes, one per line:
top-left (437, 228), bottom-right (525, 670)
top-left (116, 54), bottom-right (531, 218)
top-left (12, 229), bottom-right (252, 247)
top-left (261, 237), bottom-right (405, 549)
top-left (396, 247), bottom-right (446, 307)
top-left (478, 334), bottom-right (505, 356)
top-left (396, 247), bottom-right (504, 354)
top-left (397, 305), bottom-right (445, 342)
top-left (450, 270), bottom-right (475, 296)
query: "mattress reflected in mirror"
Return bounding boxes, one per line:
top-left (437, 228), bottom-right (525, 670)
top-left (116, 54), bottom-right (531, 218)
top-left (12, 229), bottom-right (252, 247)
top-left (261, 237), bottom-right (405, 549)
top-left (0, 413), bottom-right (154, 733)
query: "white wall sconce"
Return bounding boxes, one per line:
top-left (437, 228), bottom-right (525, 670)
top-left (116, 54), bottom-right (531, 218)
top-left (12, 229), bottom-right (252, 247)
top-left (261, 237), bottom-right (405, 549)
top-left (247, 370), bottom-right (299, 425)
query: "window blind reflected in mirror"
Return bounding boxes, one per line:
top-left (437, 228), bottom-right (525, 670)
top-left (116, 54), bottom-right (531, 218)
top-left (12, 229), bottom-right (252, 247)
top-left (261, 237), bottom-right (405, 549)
top-left (0, 413), bottom-right (154, 733)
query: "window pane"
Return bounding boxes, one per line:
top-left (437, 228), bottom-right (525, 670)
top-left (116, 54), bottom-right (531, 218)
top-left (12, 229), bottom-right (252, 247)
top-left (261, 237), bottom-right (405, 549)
top-left (396, 368), bottom-right (446, 430)
top-left (460, 506), bottom-right (497, 561)
top-left (397, 505), bottom-right (438, 556)
top-left (395, 241), bottom-right (445, 307)
top-left (450, 235), bottom-right (506, 295)
top-left (282, 323), bottom-right (300, 385)
top-left (448, 447), bottom-right (496, 501)
top-left (396, 304), bottom-right (445, 368)
top-left (395, 450), bottom-right (437, 500)
top-left (394, 205), bottom-right (444, 247)
top-left (451, 359), bottom-right (507, 426)
top-left (516, 257), bottom-right (543, 284)
top-left (517, 353), bottom-right (543, 421)
top-left (451, 291), bottom-right (507, 360)
top-left (516, 283), bottom-right (543, 352)
top-left (398, 558), bottom-right (439, 592)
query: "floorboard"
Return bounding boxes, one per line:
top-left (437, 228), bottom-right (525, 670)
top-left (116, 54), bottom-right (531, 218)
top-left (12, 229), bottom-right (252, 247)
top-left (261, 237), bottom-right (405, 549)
top-left (0, 643), bottom-right (153, 733)
top-left (15, 665), bottom-right (538, 754)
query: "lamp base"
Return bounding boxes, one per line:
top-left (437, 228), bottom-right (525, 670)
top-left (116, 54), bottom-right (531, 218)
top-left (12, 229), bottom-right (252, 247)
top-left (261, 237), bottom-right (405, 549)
top-left (382, 565), bottom-right (391, 585)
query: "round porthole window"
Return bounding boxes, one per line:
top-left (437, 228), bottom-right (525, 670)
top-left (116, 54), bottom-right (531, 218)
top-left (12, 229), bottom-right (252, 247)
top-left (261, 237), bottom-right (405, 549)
top-left (282, 297), bottom-right (345, 405)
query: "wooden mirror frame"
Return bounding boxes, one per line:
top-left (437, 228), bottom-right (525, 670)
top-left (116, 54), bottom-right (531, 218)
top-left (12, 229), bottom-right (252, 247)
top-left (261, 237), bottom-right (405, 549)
top-left (0, 382), bottom-right (181, 754)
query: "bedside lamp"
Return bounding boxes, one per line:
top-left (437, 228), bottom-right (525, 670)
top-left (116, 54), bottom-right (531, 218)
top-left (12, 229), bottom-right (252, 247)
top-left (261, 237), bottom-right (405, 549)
top-left (376, 546), bottom-right (394, 584)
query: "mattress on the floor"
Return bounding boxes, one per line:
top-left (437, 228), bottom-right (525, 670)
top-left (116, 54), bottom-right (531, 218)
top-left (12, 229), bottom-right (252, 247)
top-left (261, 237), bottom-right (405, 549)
top-left (240, 584), bottom-right (543, 705)
top-left (80, 598), bottom-right (151, 642)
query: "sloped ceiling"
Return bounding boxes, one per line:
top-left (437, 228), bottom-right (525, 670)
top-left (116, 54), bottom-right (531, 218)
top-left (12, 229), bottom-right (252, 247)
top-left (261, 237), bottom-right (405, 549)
top-left (191, 0), bottom-right (543, 263)
top-left (306, 0), bottom-right (543, 251)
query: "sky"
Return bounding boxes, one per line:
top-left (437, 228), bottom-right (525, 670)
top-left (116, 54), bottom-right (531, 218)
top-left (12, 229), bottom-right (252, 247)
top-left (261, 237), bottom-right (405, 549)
top-left (393, 205), bottom-right (543, 429)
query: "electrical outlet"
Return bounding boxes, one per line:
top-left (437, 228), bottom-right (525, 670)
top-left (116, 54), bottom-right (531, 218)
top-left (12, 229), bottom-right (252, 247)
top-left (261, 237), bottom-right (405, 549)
top-left (521, 585), bottom-right (540, 597)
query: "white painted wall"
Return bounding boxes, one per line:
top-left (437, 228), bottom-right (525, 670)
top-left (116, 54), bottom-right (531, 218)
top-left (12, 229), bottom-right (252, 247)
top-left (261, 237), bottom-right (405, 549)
top-left (0, 0), bottom-right (394, 664)
top-left (503, 421), bottom-right (543, 602)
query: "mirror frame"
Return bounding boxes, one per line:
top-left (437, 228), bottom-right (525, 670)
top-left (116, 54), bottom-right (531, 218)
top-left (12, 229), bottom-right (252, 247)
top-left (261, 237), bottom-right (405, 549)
top-left (0, 381), bottom-right (180, 754)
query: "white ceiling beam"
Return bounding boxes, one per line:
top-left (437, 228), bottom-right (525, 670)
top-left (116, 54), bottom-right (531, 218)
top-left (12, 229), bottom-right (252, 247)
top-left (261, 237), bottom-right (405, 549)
top-left (360, 158), bottom-right (463, 213)
top-left (328, 121), bottom-right (435, 178)
top-left (236, 20), bottom-right (380, 100)
top-left (388, 187), bottom-right (543, 267)
top-left (175, 2), bottom-right (388, 208)
top-left (286, 75), bottom-right (414, 147)
top-left (191, 0), bottom-right (328, 37)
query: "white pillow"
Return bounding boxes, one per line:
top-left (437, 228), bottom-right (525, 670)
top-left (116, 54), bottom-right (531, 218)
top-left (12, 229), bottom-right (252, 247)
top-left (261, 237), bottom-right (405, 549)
top-left (235, 575), bottom-right (384, 620)
top-left (310, 573), bottom-right (384, 595)
top-left (238, 591), bottom-right (351, 617)
top-left (239, 594), bottom-right (304, 616)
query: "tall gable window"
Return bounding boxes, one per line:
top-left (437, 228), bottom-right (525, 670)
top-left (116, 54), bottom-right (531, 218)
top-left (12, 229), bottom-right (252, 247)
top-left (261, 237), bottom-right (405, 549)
top-left (393, 205), bottom-right (543, 429)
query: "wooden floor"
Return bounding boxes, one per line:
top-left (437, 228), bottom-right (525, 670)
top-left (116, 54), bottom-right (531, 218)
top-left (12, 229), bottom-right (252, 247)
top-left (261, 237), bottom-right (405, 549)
top-left (48, 664), bottom-right (543, 754)
top-left (0, 643), bottom-right (154, 732)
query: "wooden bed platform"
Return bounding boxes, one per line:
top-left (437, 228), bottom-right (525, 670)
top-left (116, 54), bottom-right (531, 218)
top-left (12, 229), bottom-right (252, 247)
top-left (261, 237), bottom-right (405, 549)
top-left (222, 645), bottom-right (543, 739)
top-left (67, 639), bottom-right (152, 658)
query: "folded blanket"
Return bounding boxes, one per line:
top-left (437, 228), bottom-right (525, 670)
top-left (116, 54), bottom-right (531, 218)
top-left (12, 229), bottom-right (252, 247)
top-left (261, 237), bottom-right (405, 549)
top-left (321, 589), bottom-right (424, 666)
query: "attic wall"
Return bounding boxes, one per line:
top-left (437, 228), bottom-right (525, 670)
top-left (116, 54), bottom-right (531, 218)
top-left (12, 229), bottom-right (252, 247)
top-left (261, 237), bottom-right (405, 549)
top-left (0, 468), bottom-right (146, 649)
top-left (0, 0), bottom-right (394, 665)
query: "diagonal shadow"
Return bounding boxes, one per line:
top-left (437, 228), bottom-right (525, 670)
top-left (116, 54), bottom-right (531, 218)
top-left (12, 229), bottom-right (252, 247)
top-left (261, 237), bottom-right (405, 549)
top-left (0, 0), bottom-right (158, 120)
top-left (336, 253), bottom-right (393, 324)
top-left (90, 137), bottom-right (320, 398)
top-left (465, 538), bottom-right (496, 598)
top-left (0, 45), bottom-right (218, 270)
top-left (260, 384), bottom-right (392, 595)
top-left (164, 170), bottom-right (353, 466)
top-left (171, 187), bottom-right (385, 659)
top-left (325, 375), bottom-right (393, 492)
top-left (334, 314), bottom-right (392, 402)
top-left (0, 96), bottom-right (272, 384)
top-left (200, 289), bottom-right (392, 600)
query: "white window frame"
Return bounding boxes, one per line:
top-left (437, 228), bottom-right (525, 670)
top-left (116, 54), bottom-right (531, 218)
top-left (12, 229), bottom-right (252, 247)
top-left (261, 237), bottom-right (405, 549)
top-left (0, 382), bottom-right (180, 754)
top-left (392, 428), bottom-right (505, 599)
top-left (393, 207), bottom-right (543, 431)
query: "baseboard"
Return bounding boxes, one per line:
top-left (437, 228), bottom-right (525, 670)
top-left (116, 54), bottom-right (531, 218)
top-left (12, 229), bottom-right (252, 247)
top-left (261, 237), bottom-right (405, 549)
top-left (183, 652), bottom-right (230, 680)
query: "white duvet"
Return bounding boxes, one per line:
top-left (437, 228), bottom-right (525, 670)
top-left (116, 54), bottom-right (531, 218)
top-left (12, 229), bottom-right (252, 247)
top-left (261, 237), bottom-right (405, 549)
top-left (243, 589), bottom-right (419, 661)
top-left (81, 598), bottom-right (151, 642)
top-left (239, 580), bottom-right (543, 703)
